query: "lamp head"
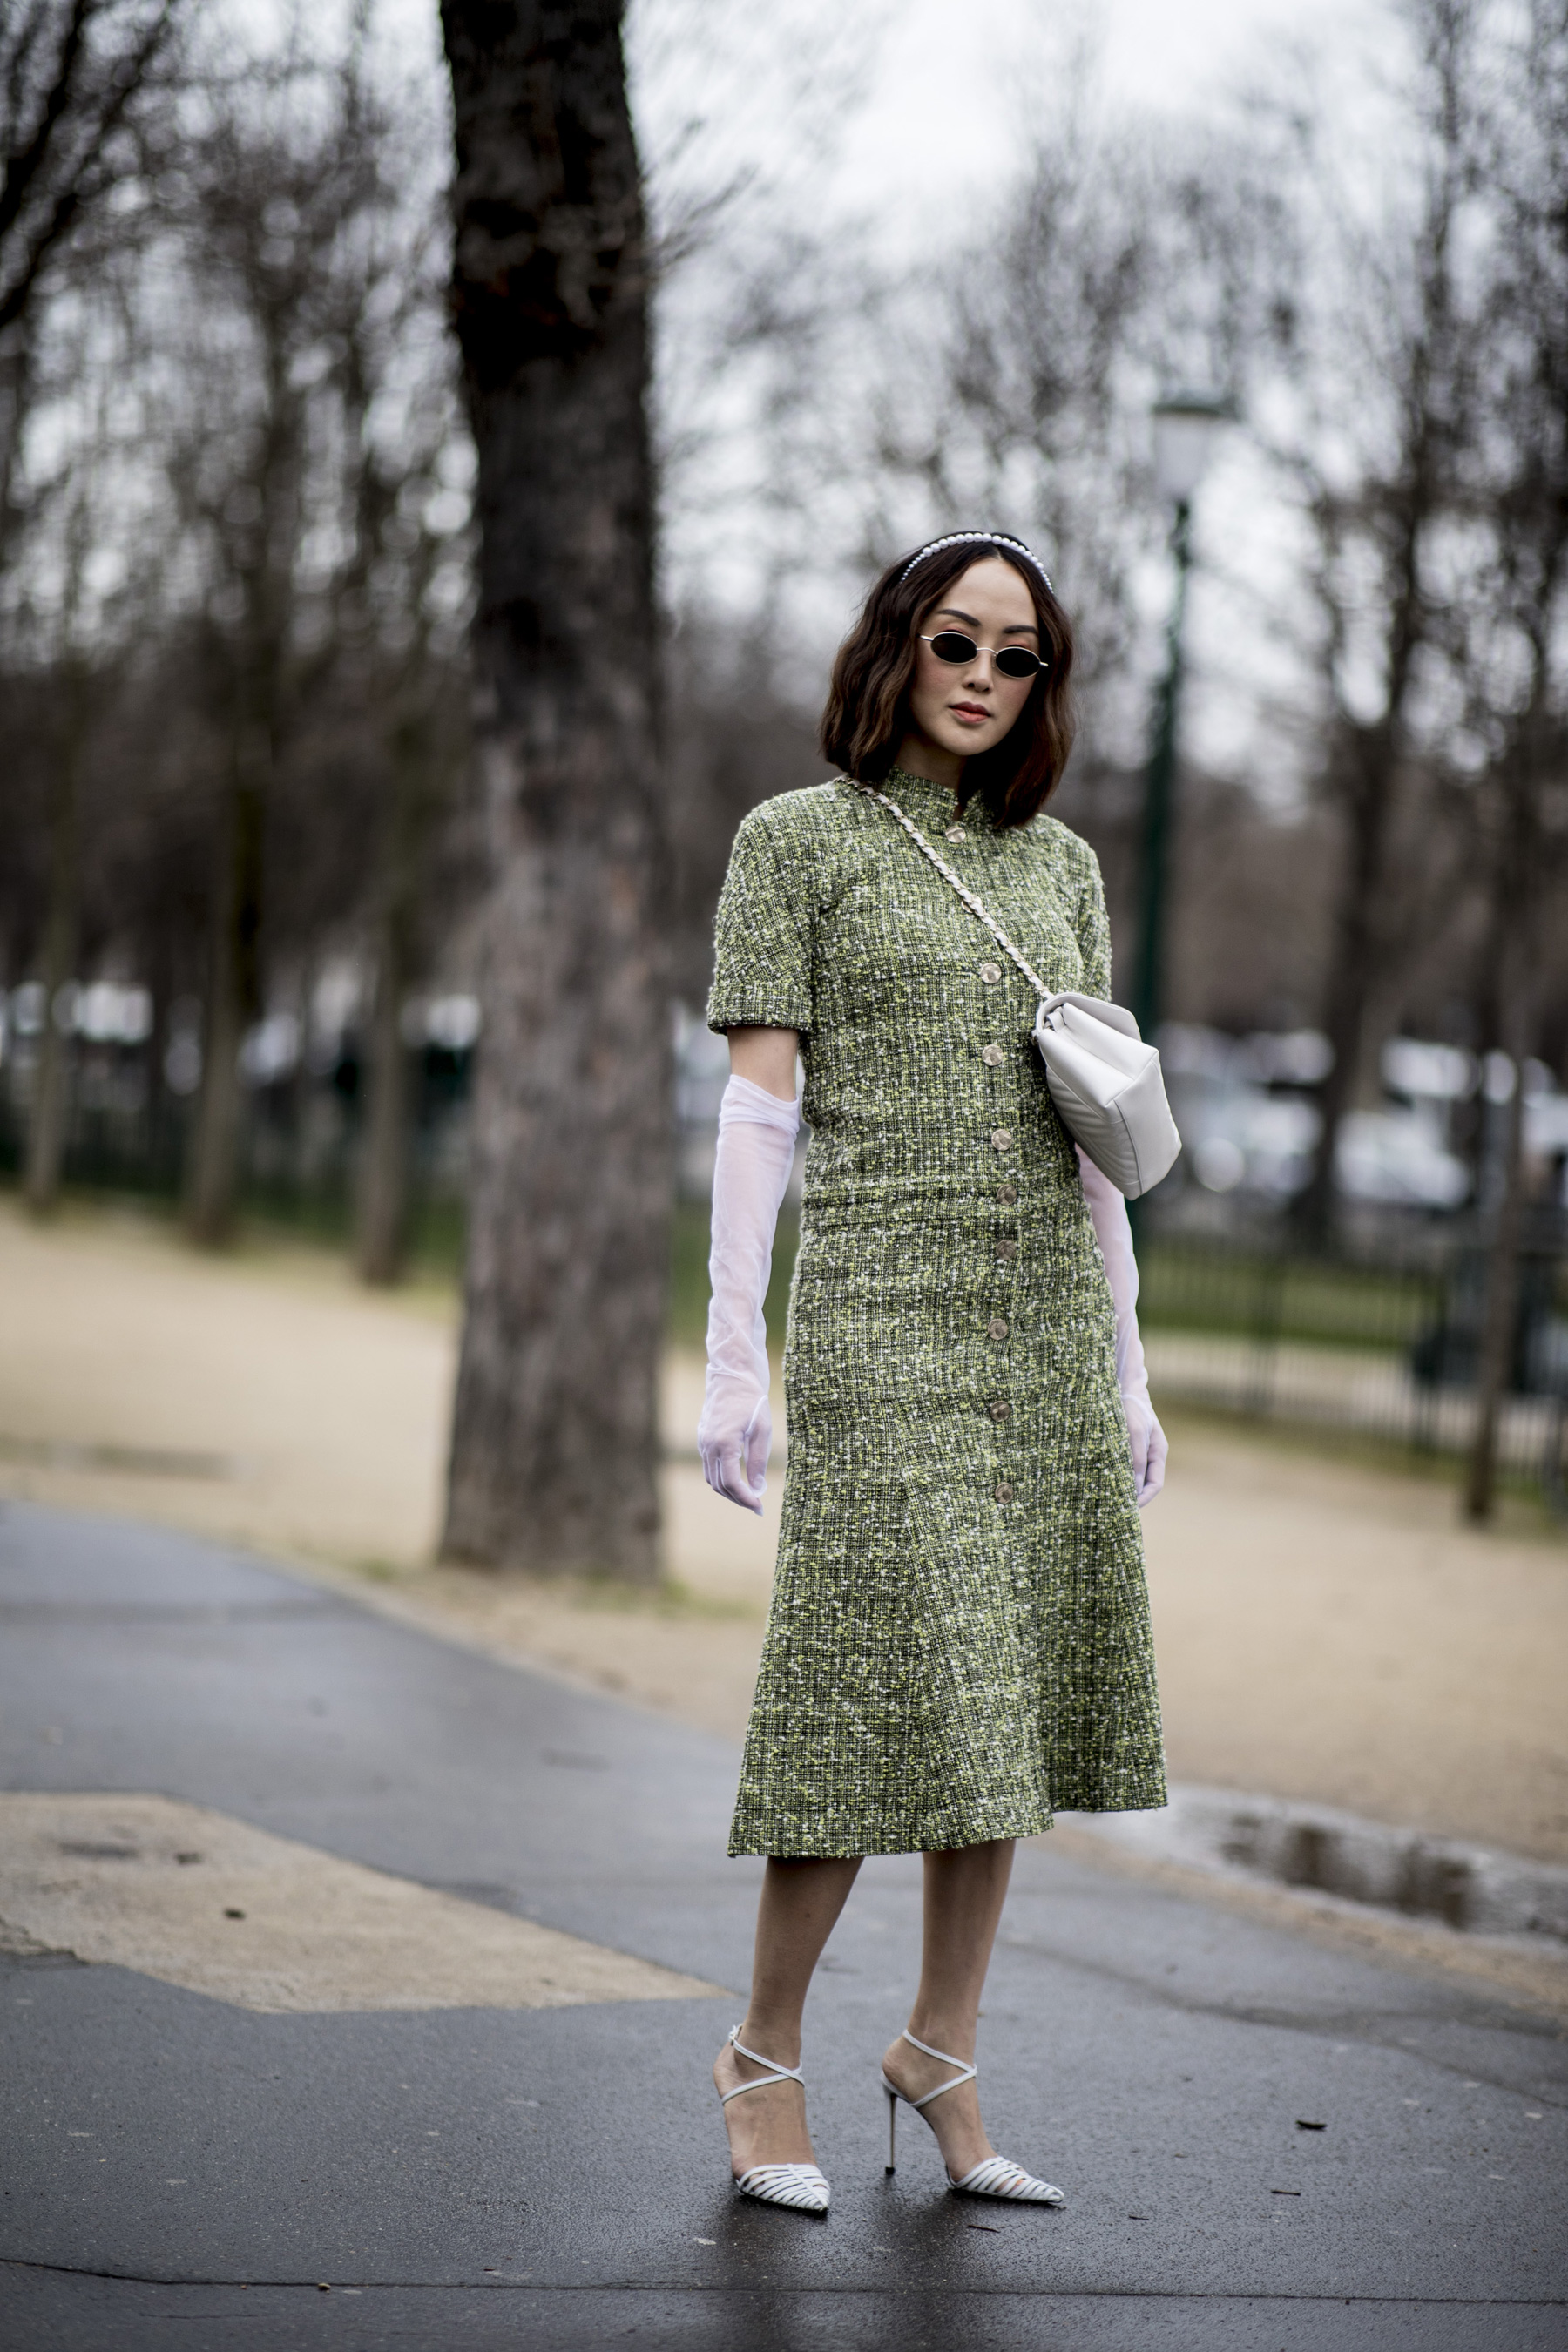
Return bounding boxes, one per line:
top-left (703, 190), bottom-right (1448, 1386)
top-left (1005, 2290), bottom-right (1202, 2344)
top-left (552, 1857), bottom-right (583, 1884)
top-left (1152, 393), bottom-right (1233, 506)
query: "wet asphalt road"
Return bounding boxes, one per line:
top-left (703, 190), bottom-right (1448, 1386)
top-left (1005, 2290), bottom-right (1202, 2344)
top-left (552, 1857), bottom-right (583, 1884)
top-left (1, 1498), bottom-right (1565, 2352)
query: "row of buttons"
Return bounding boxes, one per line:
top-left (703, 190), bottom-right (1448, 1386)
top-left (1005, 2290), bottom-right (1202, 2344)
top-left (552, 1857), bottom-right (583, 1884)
top-left (980, 942), bottom-right (1016, 1502)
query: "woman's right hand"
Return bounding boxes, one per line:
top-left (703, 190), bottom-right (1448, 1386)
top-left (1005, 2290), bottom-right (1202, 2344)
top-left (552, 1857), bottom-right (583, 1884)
top-left (698, 1372), bottom-right (773, 1514)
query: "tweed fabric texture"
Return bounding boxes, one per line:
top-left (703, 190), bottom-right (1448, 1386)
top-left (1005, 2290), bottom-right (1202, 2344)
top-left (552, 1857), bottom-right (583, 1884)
top-left (707, 769), bottom-right (1166, 1858)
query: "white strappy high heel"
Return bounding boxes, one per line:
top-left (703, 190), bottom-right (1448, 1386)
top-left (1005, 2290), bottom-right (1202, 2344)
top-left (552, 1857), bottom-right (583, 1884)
top-left (881, 2029), bottom-right (1064, 2206)
top-left (718, 2024), bottom-right (831, 2213)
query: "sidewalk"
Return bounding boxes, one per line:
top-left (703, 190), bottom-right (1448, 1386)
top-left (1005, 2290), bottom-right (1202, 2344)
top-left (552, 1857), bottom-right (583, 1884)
top-left (3, 1501), bottom-right (1565, 2349)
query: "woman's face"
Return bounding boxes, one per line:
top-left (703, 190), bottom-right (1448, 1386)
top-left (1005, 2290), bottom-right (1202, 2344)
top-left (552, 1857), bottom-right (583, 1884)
top-left (903, 558), bottom-right (1040, 771)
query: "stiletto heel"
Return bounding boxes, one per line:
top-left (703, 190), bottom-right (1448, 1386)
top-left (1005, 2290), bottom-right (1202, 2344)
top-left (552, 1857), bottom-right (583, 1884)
top-left (718, 2024), bottom-right (831, 2213)
top-left (884, 2082), bottom-right (897, 2173)
top-left (879, 2030), bottom-right (1064, 2206)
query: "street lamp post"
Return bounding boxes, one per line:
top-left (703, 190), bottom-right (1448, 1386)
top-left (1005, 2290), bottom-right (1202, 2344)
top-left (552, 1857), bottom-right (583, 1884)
top-left (1132, 395), bottom-right (1231, 1046)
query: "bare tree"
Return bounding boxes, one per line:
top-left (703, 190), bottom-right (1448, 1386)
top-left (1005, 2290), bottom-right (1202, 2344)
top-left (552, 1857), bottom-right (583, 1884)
top-left (355, 706), bottom-right (433, 1281)
top-left (1458, 0), bottom-right (1568, 1517)
top-left (0, 0), bottom-right (179, 340)
top-left (0, 0), bottom-right (181, 635)
top-left (0, 7), bottom-right (486, 1241)
top-left (21, 566), bottom-right (91, 1212)
top-left (1255, 1), bottom-right (1489, 1240)
top-left (5, 212), bottom-right (159, 1209)
top-left (169, 32), bottom-right (389, 1244)
top-left (440, 0), bottom-right (666, 1578)
top-left (351, 602), bottom-right (468, 1287)
top-left (327, 172), bottom-right (470, 1286)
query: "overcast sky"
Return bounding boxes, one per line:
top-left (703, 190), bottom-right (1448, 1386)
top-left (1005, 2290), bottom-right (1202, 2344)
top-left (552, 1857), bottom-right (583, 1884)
top-left (830, 0), bottom-right (1331, 218)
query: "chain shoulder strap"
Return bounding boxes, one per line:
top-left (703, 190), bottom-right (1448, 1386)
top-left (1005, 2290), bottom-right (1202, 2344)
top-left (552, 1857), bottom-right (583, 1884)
top-left (851, 782), bottom-right (1051, 1000)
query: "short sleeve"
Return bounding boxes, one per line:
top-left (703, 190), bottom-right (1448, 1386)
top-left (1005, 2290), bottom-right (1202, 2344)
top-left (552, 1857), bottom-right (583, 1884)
top-left (706, 801), bottom-right (816, 1035)
top-left (1075, 843), bottom-right (1112, 1004)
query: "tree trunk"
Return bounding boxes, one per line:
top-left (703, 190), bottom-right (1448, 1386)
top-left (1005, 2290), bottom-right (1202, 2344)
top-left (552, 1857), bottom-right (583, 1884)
top-left (440, 0), bottom-right (668, 1578)
top-left (355, 934), bottom-right (411, 1285)
top-left (186, 767), bottom-right (264, 1246)
top-left (24, 677), bottom-right (86, 1213)
top-left (1294, 720), bottom-right (1399, 1249)
top-left (355, 720), bottom-right (427, 1285)
top-left (1464, 754), bottom-right (1542, 1524)
top-left (1463, 1044), bottom-right (1526, 1524)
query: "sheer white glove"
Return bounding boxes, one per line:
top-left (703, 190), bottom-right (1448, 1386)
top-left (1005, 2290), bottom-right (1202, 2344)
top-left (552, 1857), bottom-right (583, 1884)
top-left (698, 1074), bottom-right (801, 1514)
top-left (1078, 1146), bottom-right (1167, 1508)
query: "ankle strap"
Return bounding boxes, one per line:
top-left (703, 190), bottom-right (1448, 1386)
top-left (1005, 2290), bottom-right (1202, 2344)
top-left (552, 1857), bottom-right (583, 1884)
top-left (901, 2028), bottom-right (977, 2108)
top-left (720, 2022), bottom-right (807, 2105)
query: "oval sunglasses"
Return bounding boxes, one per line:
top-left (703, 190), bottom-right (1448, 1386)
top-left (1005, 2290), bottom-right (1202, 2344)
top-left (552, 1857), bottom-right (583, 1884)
top-left (920, 631), bottom-right (1046, 679)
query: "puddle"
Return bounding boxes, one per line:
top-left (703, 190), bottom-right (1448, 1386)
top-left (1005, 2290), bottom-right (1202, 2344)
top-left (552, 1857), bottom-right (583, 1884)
top-left (1070, 1785), bottom-right (1568, 1948)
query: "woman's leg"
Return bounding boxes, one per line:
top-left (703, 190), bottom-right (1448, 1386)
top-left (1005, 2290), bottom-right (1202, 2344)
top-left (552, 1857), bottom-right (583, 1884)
top-left (714, 1855), bottom-right (862, 2175)
top-left (881, 1838), bottom-right (1015, 2180)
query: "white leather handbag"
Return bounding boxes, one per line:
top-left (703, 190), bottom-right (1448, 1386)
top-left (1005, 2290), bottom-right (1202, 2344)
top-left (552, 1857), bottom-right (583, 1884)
top-left (862, 787), bottom-right (1182, 1199)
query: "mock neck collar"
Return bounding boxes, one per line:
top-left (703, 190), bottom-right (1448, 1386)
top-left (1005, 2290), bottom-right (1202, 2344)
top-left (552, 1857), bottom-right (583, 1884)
top-left (874, 765), bottom-right (998, 835)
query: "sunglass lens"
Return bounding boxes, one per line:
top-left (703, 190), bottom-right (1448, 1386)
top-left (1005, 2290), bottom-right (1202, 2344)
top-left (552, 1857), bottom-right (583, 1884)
top-left (928, 632), bottom-right (977, 664)
top-left (995, 646), bottom-right (1044, 678)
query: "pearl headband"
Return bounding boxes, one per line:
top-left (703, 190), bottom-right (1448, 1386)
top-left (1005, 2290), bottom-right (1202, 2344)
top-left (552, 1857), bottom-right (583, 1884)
top-left (898, 531), bottom-right (1052, 591)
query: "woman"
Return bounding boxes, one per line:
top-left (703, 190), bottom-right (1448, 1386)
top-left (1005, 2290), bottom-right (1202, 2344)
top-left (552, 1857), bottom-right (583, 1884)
top-left (700, 531), bottom-right (1167, 2217)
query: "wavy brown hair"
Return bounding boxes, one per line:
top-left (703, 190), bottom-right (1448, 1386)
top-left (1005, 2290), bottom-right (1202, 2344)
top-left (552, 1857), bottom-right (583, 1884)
top-left (819, 538), bottom-right (1076, 827)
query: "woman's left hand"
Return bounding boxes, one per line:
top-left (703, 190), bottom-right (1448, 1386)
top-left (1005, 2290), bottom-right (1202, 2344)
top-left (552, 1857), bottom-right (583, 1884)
top-left (1122, 1392), bottom-right (1167, 1508)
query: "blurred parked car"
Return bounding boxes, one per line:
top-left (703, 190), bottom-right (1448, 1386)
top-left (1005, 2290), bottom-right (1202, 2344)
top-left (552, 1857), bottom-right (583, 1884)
top-left (1160, 1025), bottom-right (1477, 1209)
top-left (1161, 1024), bottom-right (1325, 1200)
top-left (1333, 1106), bottom-right (1470, 1209)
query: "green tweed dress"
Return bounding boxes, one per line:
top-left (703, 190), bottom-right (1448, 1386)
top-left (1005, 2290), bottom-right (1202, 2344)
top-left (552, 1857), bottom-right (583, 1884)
top-left (707, 768), bottom-right (1166, 1859)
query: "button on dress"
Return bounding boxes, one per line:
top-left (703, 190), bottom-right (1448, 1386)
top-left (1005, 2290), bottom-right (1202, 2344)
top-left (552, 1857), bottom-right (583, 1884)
top-left (707, 770), bottom-right (1166, 1857)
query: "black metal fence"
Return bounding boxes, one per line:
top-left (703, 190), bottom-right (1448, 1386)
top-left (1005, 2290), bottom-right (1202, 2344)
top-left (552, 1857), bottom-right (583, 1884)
top-left (1137, 1219), bottom-right (1568, 1514)
top-left (0, 1034), bottom-right (474, 1266)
